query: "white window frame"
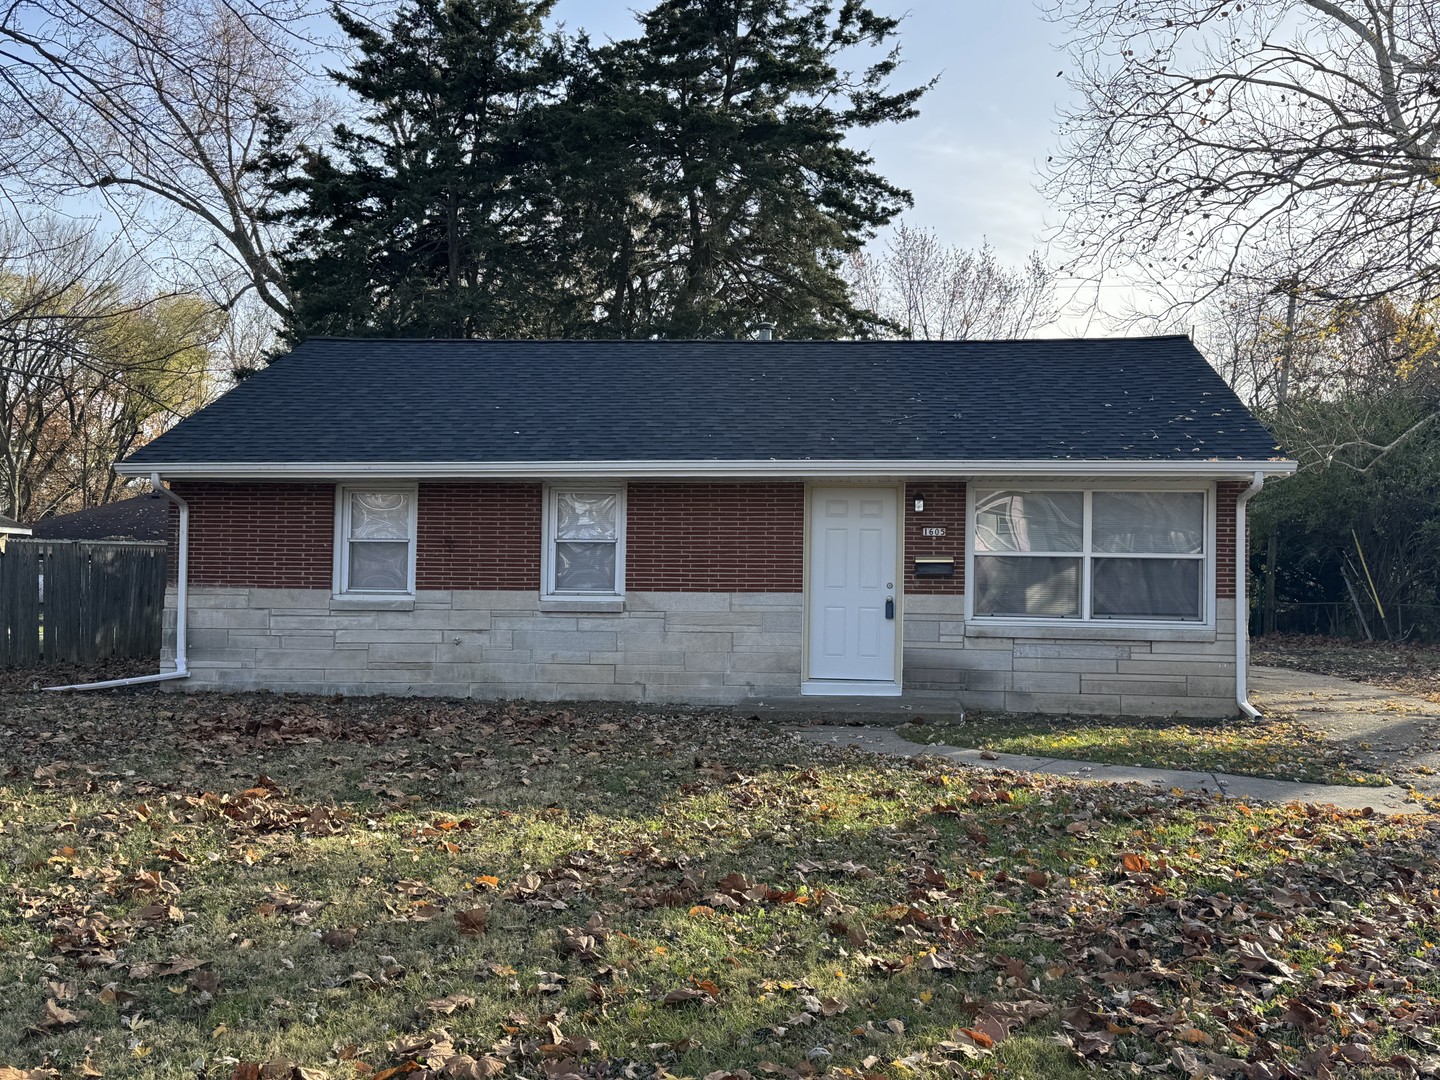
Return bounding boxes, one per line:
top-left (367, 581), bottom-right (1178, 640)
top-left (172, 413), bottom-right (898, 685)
top-left (542, 483), bottom-right (627, 599)
top-left (333, 483), bottom-right (419, 596)
top-left (965, 482), bottom-right (1216, 629)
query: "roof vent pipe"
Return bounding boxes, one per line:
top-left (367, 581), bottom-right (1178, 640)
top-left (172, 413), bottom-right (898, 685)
top-left (756, 322), bottom-right (775, 341)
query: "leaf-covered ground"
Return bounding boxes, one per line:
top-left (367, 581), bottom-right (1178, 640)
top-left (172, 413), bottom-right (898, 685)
top-left (1, 689), bottom-right (1438, 1080)
top-left (1254, 636), bottom-right (1440, 702)
top-left (893, 713), bottom-right (1394, 787)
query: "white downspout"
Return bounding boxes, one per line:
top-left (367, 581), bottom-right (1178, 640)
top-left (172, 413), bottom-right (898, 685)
top-left (1234, 470), bottom-right (1265, 718)
top-left (46, 474), bottom-right (190, 691)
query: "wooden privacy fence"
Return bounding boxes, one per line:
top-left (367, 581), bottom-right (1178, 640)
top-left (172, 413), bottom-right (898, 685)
top-left (0, 539), bottom-right (166, 666)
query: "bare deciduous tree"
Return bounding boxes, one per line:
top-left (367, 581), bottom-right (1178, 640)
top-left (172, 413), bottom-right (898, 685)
top-left (1045, 1), bottom-right (1440, 306)
top-left (0, 0), bottom-right (341, 320)
top-left (1045, 1), bottom-right (1440, 466)
top-left (847, 223), bottom-right (1058, 340)
top-left (0, 218), bottom-right (221, 522)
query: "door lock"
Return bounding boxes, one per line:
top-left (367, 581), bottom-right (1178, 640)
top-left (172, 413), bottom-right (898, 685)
top-left (885, 597), bottom-right (895, 620)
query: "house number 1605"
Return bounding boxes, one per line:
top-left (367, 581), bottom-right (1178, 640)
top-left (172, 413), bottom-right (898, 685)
top-left (921, 527), bottom-right (946, 537)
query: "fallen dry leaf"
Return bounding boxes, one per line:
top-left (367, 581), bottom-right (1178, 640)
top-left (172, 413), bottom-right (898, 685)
top-left (320, 928), bottom-right (356, 950)
top-left (425, 993), bottom-right (476, 1015)
top-left (454, 908), bottom-right (488, 936)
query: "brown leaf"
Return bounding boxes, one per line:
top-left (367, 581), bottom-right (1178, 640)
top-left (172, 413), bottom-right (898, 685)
top-left (1120, 853), bottom-right (1151, 873)
top-left (1234, 939), bottom-right (1295, 977)
top-left (443, 1056), bottom-right (505, 1079)
top-left (918, 951), bottom-right (955, 972)
top-left (40, 997), bottom-right (82, 1027)
top-left (425, 993), bottom-right (476, 1015)
top-left (157, 955), bottom-right (205, 977)
top-left (455, 908), bottom-right (488, 936)
top-left (97, 985), bottom-right (138, 1007)
top-left (957, 1027), bottom-right (995, 1050)
top-left (969, 1000), bottom-right (1051, 1045)
top-left (320, 928), bottom-right (356, 950)
top-left (190, 969), bottom-right (221, 995)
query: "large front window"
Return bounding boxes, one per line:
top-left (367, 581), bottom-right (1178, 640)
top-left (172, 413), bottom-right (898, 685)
top-left (972, 488), bottom-right (1206, 622)
top-left (544, 486), bottom-right (625, 597)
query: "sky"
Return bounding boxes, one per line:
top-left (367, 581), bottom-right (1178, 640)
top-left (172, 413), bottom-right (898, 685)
top-left (554, 1), bottom-right (1071, 268)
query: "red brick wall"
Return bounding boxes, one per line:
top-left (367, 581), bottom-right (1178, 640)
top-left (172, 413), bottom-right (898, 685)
top-left (1215, 480), bottom-right (1247, 600)
top-left (416, 482), bottom-right (540, 590)
top-left (626, 482), bottom-right (804, 592)
top-left (170, 481), bottom-right (334, 588)
top-left (164, 477), bottom-right (1245, 600)
top-left (905, 482), bottom-right (966, 595)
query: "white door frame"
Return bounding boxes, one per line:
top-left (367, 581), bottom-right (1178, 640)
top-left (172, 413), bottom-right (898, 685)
top-left (801, 482), bottom-right (905, 696)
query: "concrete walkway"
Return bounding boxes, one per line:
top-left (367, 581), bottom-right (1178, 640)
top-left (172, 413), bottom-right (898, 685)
top-left (1250, 665), bottom-right (1440, 787)
top-left (794, 723), bottom-right (1423, 816)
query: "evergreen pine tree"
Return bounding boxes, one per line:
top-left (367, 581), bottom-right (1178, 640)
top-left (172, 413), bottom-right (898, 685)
top-left (269, 0), bottom-right (929, 340)
top-left (562, 0), bottom-right (930, 339)
top-left (271, 0), bottom-right (569, 338)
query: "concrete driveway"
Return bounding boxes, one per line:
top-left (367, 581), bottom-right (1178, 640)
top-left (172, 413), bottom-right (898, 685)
top-left (1250, 665), bottom-right (1440, 790)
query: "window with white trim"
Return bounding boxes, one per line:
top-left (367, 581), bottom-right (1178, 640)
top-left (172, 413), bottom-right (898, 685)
top-left (336, 486), bottom-right (417, 595)
top-left (544, 486), bottom-right (625, 597)
top-left (971, 488), bottom-right (1207, 622)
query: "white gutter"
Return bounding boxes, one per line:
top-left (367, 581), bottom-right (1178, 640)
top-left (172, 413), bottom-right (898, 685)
top-left (116, 458), bottom-right (1299, 481)
top-left (46, 475), bottom-right (190, 691)
top-left (1234, 470), bottom-right (1265, 718)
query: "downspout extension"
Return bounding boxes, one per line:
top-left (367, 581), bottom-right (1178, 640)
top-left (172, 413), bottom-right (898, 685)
top-left (1235, 470), bottom-right (1265, 718)
top-left (46, 474), bottom-right (190, 691)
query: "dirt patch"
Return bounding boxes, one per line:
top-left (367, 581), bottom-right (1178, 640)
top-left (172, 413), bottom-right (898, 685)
top-left (1253, 634), bottom-right (1440, 700)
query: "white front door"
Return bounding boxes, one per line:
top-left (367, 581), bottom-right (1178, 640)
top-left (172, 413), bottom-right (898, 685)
top-left (807, 486), bottom-right (899, 684)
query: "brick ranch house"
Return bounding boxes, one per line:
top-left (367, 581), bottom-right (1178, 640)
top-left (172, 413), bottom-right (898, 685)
top-left (83, 335), bottom-right (1293, 715)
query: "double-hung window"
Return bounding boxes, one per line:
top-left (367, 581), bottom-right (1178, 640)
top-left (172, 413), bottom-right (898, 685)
top-left (971, 488), bottom-right (1207, 623)
top-left (336, 486), bottom-right (417, 595)
top-left (544, 486), bottom-right (625, 597)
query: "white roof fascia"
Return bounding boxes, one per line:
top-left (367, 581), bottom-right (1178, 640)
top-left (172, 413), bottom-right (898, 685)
top-left (118, 458), bottom-right (1299, 480)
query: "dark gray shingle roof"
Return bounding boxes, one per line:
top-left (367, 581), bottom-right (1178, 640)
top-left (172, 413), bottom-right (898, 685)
top-left (124, 336), bottom-right (1284, 466)
top-left (29, 493), bottom-right (168, 541)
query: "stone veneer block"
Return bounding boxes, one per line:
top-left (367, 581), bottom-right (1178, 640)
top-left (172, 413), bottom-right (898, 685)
top-left (167, 586), bottom-right (1239, 714)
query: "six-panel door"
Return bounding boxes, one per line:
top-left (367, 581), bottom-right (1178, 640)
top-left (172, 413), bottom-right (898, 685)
top-left (807, 486), bottom-right (898, 682)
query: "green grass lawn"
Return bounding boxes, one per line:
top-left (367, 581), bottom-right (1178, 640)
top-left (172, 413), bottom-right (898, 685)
top-left (1, 691), bottom-right (1436, 1079)
top-left (895, 711), bottom-right (1395, 788)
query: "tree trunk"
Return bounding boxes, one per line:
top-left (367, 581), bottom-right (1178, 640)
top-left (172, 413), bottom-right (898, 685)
top-left (1263, 530), bottom-right (1278, 635)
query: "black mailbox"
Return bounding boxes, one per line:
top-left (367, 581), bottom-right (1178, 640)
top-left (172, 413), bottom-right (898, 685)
top-left (914, 556), bottom-right (955, 578)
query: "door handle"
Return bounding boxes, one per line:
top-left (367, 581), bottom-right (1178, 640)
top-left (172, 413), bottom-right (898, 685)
top-left (885, 597), bottom-right (895, 620)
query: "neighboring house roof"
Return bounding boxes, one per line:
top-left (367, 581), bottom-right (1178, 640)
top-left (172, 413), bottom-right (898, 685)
top-left (29, 493), bottom-right (168, 541)
top-left (120, 336), bottom-right (1289, 474)
top-left (0, 513), bottom-right (30, 535)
